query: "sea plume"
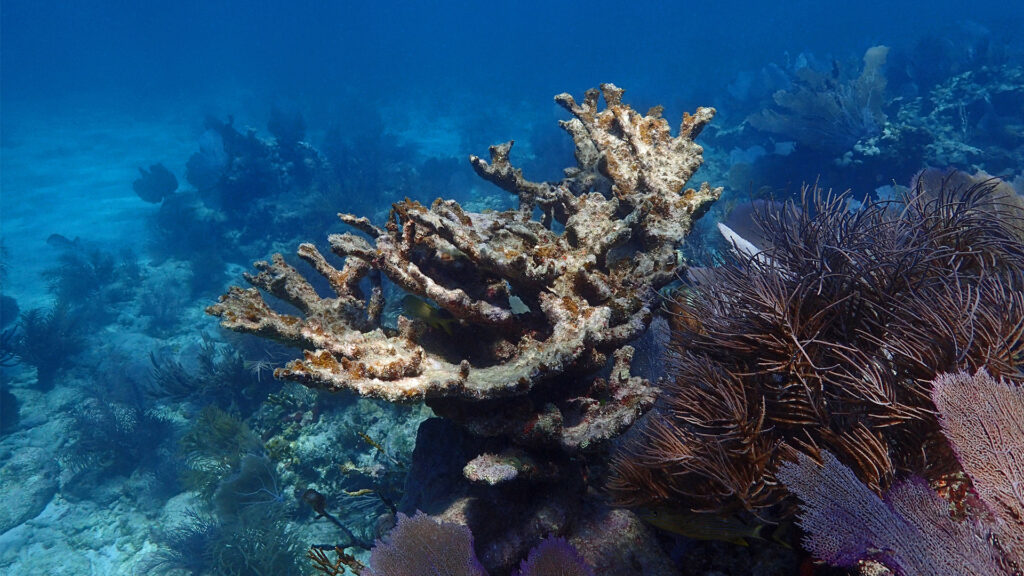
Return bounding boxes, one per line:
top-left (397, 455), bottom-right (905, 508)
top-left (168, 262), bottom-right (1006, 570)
top-left (609, 176), bottom-right (1024, 516)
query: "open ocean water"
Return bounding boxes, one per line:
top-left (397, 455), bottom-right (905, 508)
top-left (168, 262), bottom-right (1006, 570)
top-left (2, 2), bottom-right (1023, 574)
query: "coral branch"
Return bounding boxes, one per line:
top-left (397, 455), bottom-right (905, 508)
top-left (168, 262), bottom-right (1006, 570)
top-left (469, 141), bottom-right (555, 214)
top-left (208, 86), bottom-right (719, 408)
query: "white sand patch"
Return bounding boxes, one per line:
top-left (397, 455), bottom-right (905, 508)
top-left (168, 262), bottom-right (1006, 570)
top-left (1, 101), bottom-right (197, 310)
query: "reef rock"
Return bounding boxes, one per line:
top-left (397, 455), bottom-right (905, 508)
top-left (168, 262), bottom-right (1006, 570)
top-left (0, 446), bottom-right (59, 533)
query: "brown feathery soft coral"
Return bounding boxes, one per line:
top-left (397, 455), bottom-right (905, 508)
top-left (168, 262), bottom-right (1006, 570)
top-left (608, 176), bottom-right (1024, 518)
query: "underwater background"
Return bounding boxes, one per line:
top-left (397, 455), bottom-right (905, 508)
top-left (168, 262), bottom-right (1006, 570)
top-left (2, 1), bottom-right (1024, 575)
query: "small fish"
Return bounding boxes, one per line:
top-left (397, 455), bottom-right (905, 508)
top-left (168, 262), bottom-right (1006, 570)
top-left (400, 295), bottom-right (457, 335)
top-left (508, 294), bottom-right (531, 315)
top-left (342, 488), bottom-right (376, 497)
top-left (638, 508), bottom-right (789, 548)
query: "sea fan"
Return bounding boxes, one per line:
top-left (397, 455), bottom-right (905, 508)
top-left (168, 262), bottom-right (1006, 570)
top-left (931, 369), bottom-right (1024, 568)
top-left (366, 512), bottom-right (487, 576)
top-left (777, 451), bottom-right (1006, 576)
top-left (514, 536), bottom-right (594, 576)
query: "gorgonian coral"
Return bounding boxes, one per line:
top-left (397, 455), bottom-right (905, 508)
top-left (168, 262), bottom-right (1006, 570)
top-left (608, 176), bottom-right (1024, 516)
top-left (777, 369), bottom-right (1024, 575)
top-left (931, 369), bottom-right (1024, 569)
top-left (777, 451), bottom-right (1007, 576)
top-left (363, 513), bottom-right (593, 576)
top-left (366, 512), bottom-right (487, 576)
top-left (514, 536), bottom-right (594, 576)
top-left (748, 45), bottom-right (889, 155)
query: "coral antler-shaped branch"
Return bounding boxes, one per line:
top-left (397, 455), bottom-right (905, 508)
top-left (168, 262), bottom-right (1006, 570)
top-left (554, 84), bottom-right (712, 200)
top-left (471, 84), bottom-right (717, 237)
top-left (208, 86), bottom-right (718, 413)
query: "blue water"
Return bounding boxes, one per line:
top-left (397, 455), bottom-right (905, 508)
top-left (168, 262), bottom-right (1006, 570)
top-left (1, 1), bottom-right (1022, 574)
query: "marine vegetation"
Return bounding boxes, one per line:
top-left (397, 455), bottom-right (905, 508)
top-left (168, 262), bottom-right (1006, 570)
top-left (315, 511), bottom-right (594, 576)
top-left (42, 246), bottom-right (116, 303)
top-left (0, 326), bottom-right (17, 368)
top-left (13, 303), bottom-right (85, 389)
top-left (0, 341), bottom-right (19, 433)
top-left (748, 45), bottom-right (890, 156)
top-left (60, 395), bottom-right (167, 484)
top-left (777, 369), bottom-right (1022, 575)
top-left (209, 84), bottom-right (719, 573)
top-left (608, 176), bottom-right (1024, 572)
top-left (147, 332), bottom-right (276, 412)
top-left (178, 405), bottom-right (264, 498)
top-left (41, 244), bottom-right (142, 327)
top-left (149, 507), bottom-right (221, 575)
top-left (149, 504), bottom-right (305, 576)
top-left (160, 405), bottom-right (308, 576)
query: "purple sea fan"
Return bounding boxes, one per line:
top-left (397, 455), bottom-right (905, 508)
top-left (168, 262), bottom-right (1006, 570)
top-left (931, 369), bottom-right (1024, 568)
top-left (777, 451), bottom-right (1006, 576)
top-left (366, 511), bottom-right (487, 576)
top-left (514, 536), bottom-right (594, 576)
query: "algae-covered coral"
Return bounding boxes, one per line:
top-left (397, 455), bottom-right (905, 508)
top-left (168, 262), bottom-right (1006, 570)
top-left (208, 84), bottom-right (718, 406)
top-left (207, 84), bottom-right (719, 450)
top-left (209, 84), bottom-right (719, 573)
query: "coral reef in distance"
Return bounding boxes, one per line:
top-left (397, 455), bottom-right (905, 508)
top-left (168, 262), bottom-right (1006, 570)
top-left (209, 84), bottom-right (720, 573)
top-left (748, 45), bottom-right (890, 156)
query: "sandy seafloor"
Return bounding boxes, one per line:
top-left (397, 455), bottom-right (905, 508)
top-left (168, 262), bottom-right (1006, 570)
top-left (1, 101), bottom-right (199, 573)
top-left (2, 102), bottom-right (194, 305)
top-left (0, 93), bottom-right (485, 573)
